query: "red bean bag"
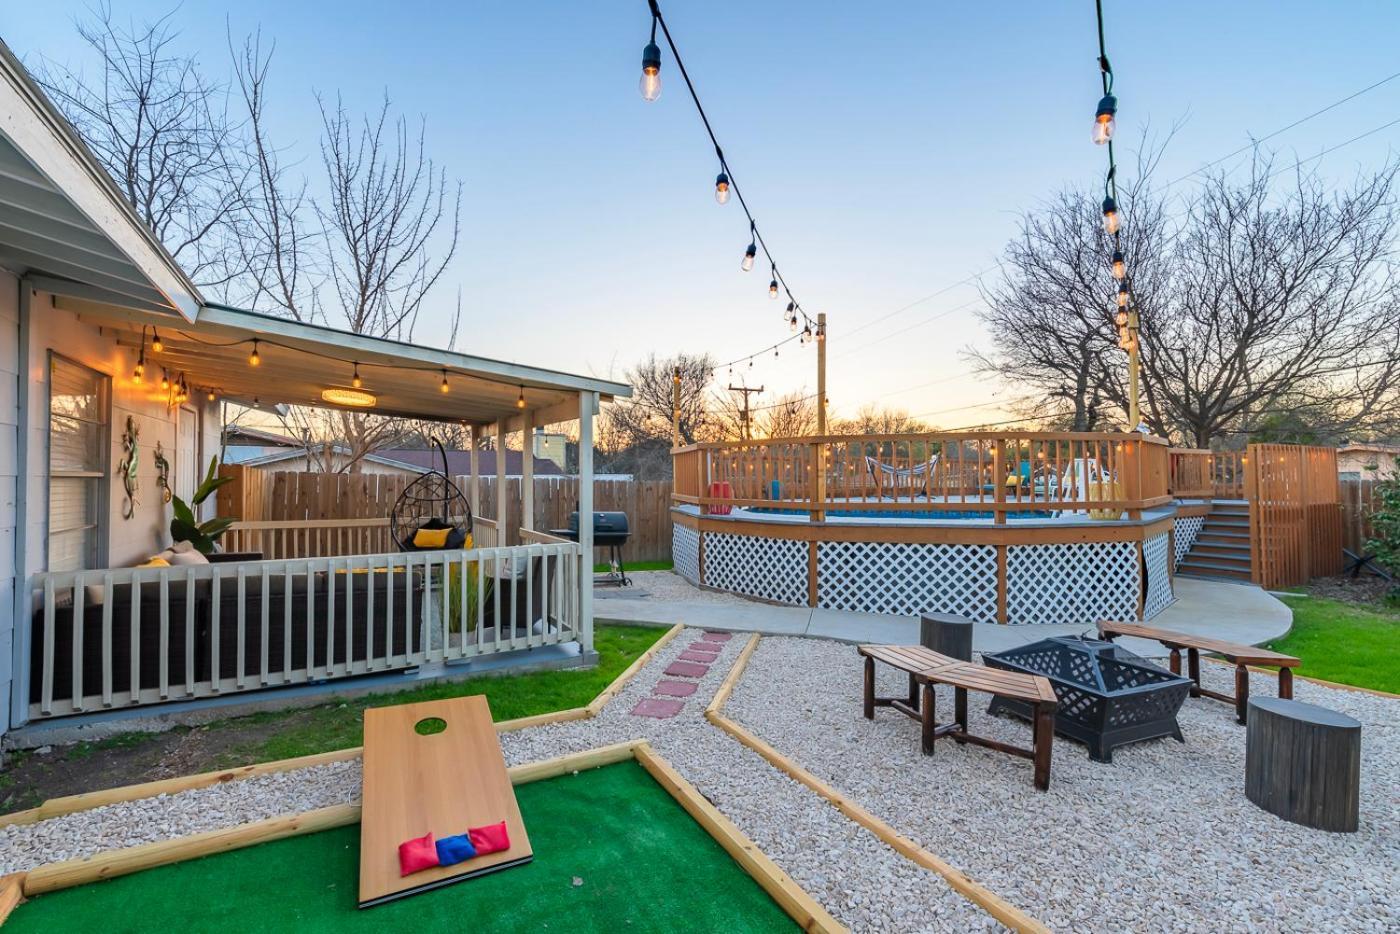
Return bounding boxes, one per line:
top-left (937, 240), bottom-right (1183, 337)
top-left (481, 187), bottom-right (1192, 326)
top-left (398, 832), bottom-right (440, 876)
top-left (468, 821), bottom-right (510, 856)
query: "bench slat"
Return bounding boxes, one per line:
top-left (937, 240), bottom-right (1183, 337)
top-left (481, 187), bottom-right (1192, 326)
top-left (1098, 622), bottom-right (1299, 666)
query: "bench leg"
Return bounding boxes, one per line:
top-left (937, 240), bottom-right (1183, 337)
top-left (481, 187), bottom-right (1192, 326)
top-left (920, 682), bottom-right (936, 756)
top-left (863, 656), bottom-right (875, 720)
top-left (1278, 666), bottom-right (1293, 700)
top-left (1169, 647), bottom-right (1181, 677)
top-left (908, 672), bottom-right (920, 712)
top-left (1032, 701), bottom-right (1053, 791)
top-left (1235, 664), bottom-right (1249, 724)
top-left (1187, 647), bottom-right (1202, 697)
top-left (953, 686), bottom-right (968, 743)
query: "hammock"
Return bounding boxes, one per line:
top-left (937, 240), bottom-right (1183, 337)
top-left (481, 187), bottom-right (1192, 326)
top-left (864, 455), bottom-right (939, 496)
top-left (389, 438), bottom-right (474, 551)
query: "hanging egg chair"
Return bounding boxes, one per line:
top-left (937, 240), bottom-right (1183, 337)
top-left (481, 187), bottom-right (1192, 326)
top-left (390, 437), bottom-right (474, 551)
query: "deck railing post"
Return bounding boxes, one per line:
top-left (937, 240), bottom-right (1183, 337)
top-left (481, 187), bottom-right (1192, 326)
top-left (810, 441), bottom-right (827, 522)
top-left (578, 390), bottom-right (596, 656)
top-left (993, 440), bottom-right (1007, 525)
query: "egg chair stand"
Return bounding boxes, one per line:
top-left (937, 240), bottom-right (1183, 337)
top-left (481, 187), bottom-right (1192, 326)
top-left (390, 438), bottom-right (473, 552)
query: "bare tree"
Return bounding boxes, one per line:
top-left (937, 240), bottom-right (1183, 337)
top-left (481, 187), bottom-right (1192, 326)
top-left (760, 392), bottom-right (819, 438)
top-left (831, 404), bottom-right (937, 435)
top-left (35, 3), bottom-right (245, 290)
top-left (607, 352), bottom-right (717, 447)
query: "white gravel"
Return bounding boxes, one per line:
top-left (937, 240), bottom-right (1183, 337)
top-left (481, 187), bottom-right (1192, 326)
top-left (0, 630), bottom-right (999, 932)
top-left (598, 570), bottom-right (759, 606)
top-left (727, 636), bottom-right (1400, 934)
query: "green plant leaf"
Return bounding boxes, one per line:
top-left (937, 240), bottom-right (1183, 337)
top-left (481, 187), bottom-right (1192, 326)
top-left (198, 516), bottom-right (236, 539)
top-left (171, 497), bottom-right (196, 528)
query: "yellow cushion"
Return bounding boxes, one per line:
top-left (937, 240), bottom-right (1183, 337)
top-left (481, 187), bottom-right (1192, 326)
top-left (463, 533), bottom-right (473, 550)
top-left (413, 527), bottom-right (450, 548)
top-left (137, 557), bottom-right (171, 568)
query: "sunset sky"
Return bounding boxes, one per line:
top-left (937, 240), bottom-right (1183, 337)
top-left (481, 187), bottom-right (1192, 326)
top-left (7, 1), bottom-right (1400, 427)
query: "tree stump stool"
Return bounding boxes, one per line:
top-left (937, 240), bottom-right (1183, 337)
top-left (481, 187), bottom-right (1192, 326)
top-left (1245, 697), bottom-right (1360, 832)
top-left (920, 613), bottom-right (973, 662)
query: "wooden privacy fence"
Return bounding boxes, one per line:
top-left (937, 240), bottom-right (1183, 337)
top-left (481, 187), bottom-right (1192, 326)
top-left (219, 467), bottom-right (674, 564)
top-left (1340, 478), bottom-right (1383, 557)
top-left (1247, 444), bottom-right (1343, 590)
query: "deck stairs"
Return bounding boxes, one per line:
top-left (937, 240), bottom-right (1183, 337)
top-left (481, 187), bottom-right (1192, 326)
top-left (1178, 502), bottom-right (1254, 583)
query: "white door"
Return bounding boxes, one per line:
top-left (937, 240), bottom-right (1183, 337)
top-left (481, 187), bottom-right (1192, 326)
top-left (175, 405), bottom-right (198, 503)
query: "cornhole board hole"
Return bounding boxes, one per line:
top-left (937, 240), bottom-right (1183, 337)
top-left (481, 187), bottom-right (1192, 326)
top-left (359, 695), bottom-right (532, 907)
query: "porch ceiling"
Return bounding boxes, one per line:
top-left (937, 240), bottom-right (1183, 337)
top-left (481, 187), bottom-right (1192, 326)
top-left (57, 296), bottom-right (630, 428)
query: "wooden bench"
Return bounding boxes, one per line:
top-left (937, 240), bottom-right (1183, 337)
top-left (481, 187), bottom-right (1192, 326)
top-left (858, 645), bottom-right (1058, 791)
top-left (1097, 622), bottom-right (1300, 725)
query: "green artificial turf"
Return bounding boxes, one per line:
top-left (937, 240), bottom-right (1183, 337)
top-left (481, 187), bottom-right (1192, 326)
top-left (1271, 596), bottom-right (1400, 693)
top-left (594, 559), bottom-right (674, 573)
top-left (8, 761), bottom-right (795, 933)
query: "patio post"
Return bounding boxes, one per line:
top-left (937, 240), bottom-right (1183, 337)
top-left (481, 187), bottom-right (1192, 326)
top-left (494, 421), bottom-right (508, 544)
top-left (468, 424), bottom-right (480, 522)
top-left (520, 409), bottom-right (535, 531)
top-left (578, 390), bottom-right (596, 654)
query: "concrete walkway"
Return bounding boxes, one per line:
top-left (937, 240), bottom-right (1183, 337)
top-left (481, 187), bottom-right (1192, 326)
top-left (595, 575), bottom-right (1293, 659)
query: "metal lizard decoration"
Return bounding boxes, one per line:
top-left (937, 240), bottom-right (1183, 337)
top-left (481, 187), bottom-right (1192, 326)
top-left (118, 416), bottom-right (140, 519)
top-left (153, 441), bottom-right (172, 504)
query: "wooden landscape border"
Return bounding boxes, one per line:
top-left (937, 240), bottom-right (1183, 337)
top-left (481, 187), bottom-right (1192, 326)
top-left (704, 634), bottom-right (1050, 934)
top-left (0, 624), bottom-right (685, 830)
top-left (0, 739), bottom-right (844, 934)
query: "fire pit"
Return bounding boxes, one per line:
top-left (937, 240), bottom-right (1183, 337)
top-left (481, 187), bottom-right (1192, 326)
top-left (984, 635), bottom-right (1192, 762)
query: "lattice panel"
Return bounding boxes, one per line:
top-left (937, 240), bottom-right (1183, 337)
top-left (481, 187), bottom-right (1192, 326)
top-left (817, 542), bottom-right (998, 623)
top-left (1006, 542), bottom-right (1139, 626)
top-left (702, 531), bottom-right (808, 606)
top-left (672, 523), bottom-right (700, 585)
top-left (1143, 532), bottom-right (1174, 620)
top-left (1172, 515), bottom-right (1204, 570)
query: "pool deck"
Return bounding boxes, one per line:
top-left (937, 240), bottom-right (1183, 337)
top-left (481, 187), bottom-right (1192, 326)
top-left (595, 575), bottom-right (1293, 658)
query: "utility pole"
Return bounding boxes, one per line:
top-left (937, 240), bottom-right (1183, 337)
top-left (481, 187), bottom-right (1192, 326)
top-left (816, 312), bottom-right (827, 435)
top-left (671, 365), bottom-right (682, 447)
top-left (727, 383), bottom-right (765, 440)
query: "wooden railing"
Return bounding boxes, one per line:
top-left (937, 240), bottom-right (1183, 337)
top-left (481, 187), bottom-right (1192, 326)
top-left (225, 515), bottom-right (492, 560)
top-left (672, 432), bottom-right (1172, 522)
top-left (1167, 449), bottom-right (1248, 499)
top-left (26, 540), bottom-right (582, 721)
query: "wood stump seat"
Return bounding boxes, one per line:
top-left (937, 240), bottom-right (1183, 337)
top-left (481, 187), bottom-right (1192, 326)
top-left (1245, 697), bottom-right (1361, 833)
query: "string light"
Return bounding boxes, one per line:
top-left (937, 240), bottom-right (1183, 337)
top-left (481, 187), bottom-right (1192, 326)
top-left (516, 385), bottom-right (527, 409)
top-left (769, 268), bottom-right (779, 299)
top-left (440, 369), bottom-right (450, 393)
top-left (160, 370), bottom-right (170, 391)
top-left (1111, 249), bottom-right (1126, 280)
top-left (742, 236), bottom-right (757, 272)
top-left (1117, 283), bottom-right (1129, 307)
top-left (639, 6), bottom-right (662, 102)
top-left (1093, 93), bottom-right (1117, 145)
top-left (249, 339), bottom-right (261, 366)
top-left (351, 362), bottom-right (363, 389)
top-left (151, 329), bottom-right (164, 353)
top-left (207, 389), bottom-right (217, 402)
top-left (1101, 196), bottom-right (1119, 234)
top-left (714, 171), bottom-right (730, 205)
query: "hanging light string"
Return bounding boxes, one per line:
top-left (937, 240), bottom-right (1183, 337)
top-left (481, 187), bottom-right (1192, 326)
top-left (640, 0), bottom-right (820, 339)
top-left (1093, 0), bottom-right (1135, 355)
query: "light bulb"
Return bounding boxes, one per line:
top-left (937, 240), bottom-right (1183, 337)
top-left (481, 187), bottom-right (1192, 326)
top-left (516, 386), bottom-right (526, 409)
top-left (802, 323), bottom-right (812, 343)
top-left (1111, 250), bottom-right (1126, 280)
top-left (1102, 196), bottom-right (1120, 235)
top-left (351, 363), bottom-right (362, 389)
top-left (161, 372), bottom-right (170, 391)
top-left (741, 242), bottom-right (756, 272)
top-left (1115, 310), bottom-right (1129, 327)
top-left (789, 315), bottom-right (798, 333)
top-left (440, 369), bottom-right (450, 393)
top-left (152, 330), bottom-right (164, 353)
top-left (1093, 94), bottom-right (1117, 145)
top-left (640, 40), bottom-right (662, 102)
top-left (769, 278), bottom-right (779, 299)
top-left (1117, 284), bottom-right (1129, 308)
top-left (207, 390), bottom-right (217, 402)
top-left (715, 172), bottom-right (730, 205)
top-left (134, 358), bottom-right (145, 380)
top-left (249, 340), bottom-right (261, 366)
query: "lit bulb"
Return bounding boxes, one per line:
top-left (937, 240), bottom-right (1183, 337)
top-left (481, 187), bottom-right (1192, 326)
top-left (769, 278), bottom-right (779, 299)
top-left (639, 40), bottom-right (662, 102)
top-left (1102, 196), bottom-right (1119, 235)
top-left (516, 386), bottom-right (526, 409)
top-left (802, 323), bottom-right (813, 343)
top-left (741, 242), bottom-right (756, 272)
top-left (161, 373), bottom-right (170, 391)
top-left (207, 390), bottom-right (217, 402)
top-left (1093, 94), bottom-right (1117, 145)
top-left (1117, 284), bottom-right (1129, 308)
top-left (351, 363), bottom-right (362, 389)
top-left (152, 330), bottom-right (164, 353)
top-left (1115, 310), bottom-right (1129, 327)
top-left (715, 172), bottom-right (730, 205)
top-left (134, 358), bottom-right (145, 380)
top-left (1110, 250), bottom-right (1126, 280)
top-left (440, 369), bottom-right (450, 393)
top-left (789, 315), bottom-right (798, 333)
top-left (249, 340), bottom-right (261, 366)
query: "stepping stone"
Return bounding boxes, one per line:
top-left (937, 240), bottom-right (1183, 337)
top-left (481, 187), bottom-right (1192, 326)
top-left (654, 680), bottom-right (698, 698)
top-left (630, 697), bottom-right (684, 719)
top-left (701, 631), bottom-right (733, 643)
top-left (664, 661), bottom-right (710, 679)
top-left (678, 650), bottom-right (718, 663)
top-left (687, 641), bottom-right (722, 653)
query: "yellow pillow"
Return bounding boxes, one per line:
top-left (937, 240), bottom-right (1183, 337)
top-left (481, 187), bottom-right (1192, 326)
top-left (137, 556), bottom-right (171, 568)
top-left (413, 527), bottom-right (450, 549)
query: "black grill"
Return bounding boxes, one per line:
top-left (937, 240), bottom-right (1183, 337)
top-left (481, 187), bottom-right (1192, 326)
top-left (984, 635), bottom-right (1192, 762)
top-left (551, 511), bottom-right (631, 586)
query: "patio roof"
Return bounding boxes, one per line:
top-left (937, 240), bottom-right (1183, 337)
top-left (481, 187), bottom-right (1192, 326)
top-left (53, 294), bottom-right (630, 429)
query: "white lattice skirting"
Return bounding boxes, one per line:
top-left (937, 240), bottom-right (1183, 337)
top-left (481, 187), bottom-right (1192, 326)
top-left (1006, 541), bottom-right (1140, 626)
top-left (1172, 515), bottom-right (1205, 570)
top-left (1143, 532), bottom-right (1174, 619)
top-left (817, 542), bottom-right (998, 623)
top-left (702, 531), bottom-right (809, 606)
top-left (672, 523), bottom-right (701, 585)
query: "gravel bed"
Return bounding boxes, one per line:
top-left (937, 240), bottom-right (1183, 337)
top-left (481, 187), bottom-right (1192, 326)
top-left (0, 630), bottom-right (1000, 932)
top-left (728, 636), bottom-right (1400, 934)
top-left (597, 570), bottom-right (760, 606)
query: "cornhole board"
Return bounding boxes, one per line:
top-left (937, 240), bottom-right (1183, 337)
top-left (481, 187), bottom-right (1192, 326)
top-left (358, 695), bottom-right (532, 907)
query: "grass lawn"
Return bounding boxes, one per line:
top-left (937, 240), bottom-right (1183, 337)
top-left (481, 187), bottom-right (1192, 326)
top-left (594, 559), bottom-right (673, 573)
top-left (1271, 596), bottom-right (1400, 693)
top-left (5, 761), bottom-right (795, 934)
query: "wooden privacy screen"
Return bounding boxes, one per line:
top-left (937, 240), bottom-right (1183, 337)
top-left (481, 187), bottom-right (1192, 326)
top-left (359, 696), bottom-right (532, 907)
top-left (1247, 444), bottom-right (1343, 590)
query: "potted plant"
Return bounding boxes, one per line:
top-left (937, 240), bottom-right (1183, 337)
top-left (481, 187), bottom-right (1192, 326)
top-left (170, 457), bottom-right (236, 554)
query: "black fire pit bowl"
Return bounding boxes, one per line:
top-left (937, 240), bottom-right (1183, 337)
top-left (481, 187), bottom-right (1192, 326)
top-left (984, 635), bottom-right (1192, 763)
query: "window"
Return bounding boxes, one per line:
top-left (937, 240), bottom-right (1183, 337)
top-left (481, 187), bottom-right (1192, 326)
top-left (49, 355), bottom-right (110, 572)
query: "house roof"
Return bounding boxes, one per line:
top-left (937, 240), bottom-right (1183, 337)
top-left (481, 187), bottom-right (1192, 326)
top-left (376, 449), bottom-right (563, 477)
top-left (231, 445), bottom-right (428, 472)
top-left (1338, 443), bottom-right (1400, 456)
top-left (222, 425), bottom-right (302, 447)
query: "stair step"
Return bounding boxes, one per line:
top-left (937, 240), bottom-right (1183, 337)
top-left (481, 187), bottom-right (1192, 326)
top-left (1211, 505), bottom-right (1249, 515)
top-left (1203, 518), bottom-right (1250, 530)
top-left (1175, 569), bottom-right (1254, 584)
top-left (1178, 558), bottom-right (1254, 581)
top-left (1191, 544), bottom-right (1251, 562)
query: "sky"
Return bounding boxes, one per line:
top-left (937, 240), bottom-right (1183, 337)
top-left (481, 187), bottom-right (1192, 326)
top-left (5, 1), bottom-right (1400, 428)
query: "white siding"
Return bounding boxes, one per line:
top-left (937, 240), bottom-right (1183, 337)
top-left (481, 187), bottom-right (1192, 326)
top-left (0, 270), bottom-right (20, 733)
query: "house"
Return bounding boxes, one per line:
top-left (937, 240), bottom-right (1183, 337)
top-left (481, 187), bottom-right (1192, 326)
top-left (1336, 442), bottom-right (1400, 481)
top-left (0, 41), bottom-right (629, 746)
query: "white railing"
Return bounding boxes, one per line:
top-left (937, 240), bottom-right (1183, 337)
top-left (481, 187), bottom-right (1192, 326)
top-left (26, 541), bottom-right (582, 721)
top-left (223, 518), bottom-right (394, 559)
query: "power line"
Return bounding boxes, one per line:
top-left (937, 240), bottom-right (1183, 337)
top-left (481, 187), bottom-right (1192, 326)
top-left (835, 296), bottom-right (987, 360)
